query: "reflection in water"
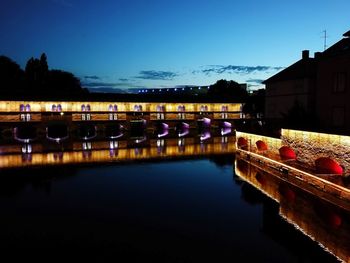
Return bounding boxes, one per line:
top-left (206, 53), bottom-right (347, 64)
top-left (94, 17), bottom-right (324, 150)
top-left (21, 143), bottom-right (32, 154)
top-left (0, 136), bottom-right (235, 169)
top-left (199, 130), bottom-right (211, 141)
top-left (220, 127), bottom-right (232, 136)
top-left (235, 156), bottom-right (350, 263)
top-left (0, 140), bottom-right (345, 262)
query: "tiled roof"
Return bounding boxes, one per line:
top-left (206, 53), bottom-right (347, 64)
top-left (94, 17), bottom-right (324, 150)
top-left (263, 58), bottom-right (316, 84)
top-left (322, 37), bottom-right (350, 57)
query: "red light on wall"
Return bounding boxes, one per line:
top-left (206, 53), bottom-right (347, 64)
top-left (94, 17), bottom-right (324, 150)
top-left (315, 157), bottom-right (343, 175)
top-left (256, 140), bottom-right (268, 151)
top-left (237, 137), bottom-right (248, 149)
top-left (279, 146), bottom-right (297, 160)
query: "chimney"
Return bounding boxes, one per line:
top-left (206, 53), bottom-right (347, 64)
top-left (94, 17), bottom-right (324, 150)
top-left (314, 52), bottom-right (321, 59)
top-left (302, 50), bottom-right (309, 59)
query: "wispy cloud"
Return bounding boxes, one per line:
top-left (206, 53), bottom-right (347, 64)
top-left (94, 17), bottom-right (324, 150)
top-left (119, 78), bottom-right (129, 82)
top-left (200, 65), bottom-right (284, 76)
top-left (135, 70), bottom-right (179, 80)
top-left (88, 87), bottom-right (129, 94)
top-left (84, 75), bottom-right (101, 80)
top-left (246, 79), bottom-right (264, 84)
top-left (82, 81), bottom-right (139, 90)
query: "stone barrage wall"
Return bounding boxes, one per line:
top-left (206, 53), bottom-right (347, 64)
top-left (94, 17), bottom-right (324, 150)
top-left (281, 129), bottom-right (350, 174)
top-left (236, 131), bottom-right (282, 153)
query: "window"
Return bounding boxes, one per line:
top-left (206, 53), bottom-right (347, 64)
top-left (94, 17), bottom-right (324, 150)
top-left (57, 104), bottom-right (62, 112)
top-left (52, 104), bottom-right (57, 112)
top-left (200, 105), bottom-right (208, 113)
top-left (108, 104), bottom-right (118, 120)
top-left (221, 105), bottom-right (228, 119)
top-left (333, 72), bottom-right (347, 93)
top-left (20, 104), bottom-right (31, 121)
top-left (81, 104), bottom-right (91, 120)
top-left (177, 105), bottom-right (185, 119)
top-left (156, 105), bottom-right (165, 120)
top-left (134, 105), bottom-right (142, 112)
top-left (109, 113), bottom-right (118, 120)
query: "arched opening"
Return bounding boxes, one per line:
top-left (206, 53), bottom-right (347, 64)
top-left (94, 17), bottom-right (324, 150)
top-left (105, 124), bottom-right (123, 139)
top-left (78, 124), bottom-right (96, 140)
top-left (47, 123), bottom-right (69, 141)
top-left (130, 119), bottom-right (146, 138)
top-left (14, 124), bottom-right (37, 142)
top-left (19, 104), bottom-right (25, 112)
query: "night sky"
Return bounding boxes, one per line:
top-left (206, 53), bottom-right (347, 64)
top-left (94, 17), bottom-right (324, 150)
top-left (1, 0), bottom-right (349, 92)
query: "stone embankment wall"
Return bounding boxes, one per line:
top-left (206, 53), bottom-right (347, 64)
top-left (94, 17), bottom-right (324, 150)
top-left (281, 129), bottom-right (350, 175)
top-left (235, 131), bottom-right (282, 153)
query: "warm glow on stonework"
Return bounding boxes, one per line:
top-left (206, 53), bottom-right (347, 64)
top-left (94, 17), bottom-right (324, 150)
top-left (0, 101), bottom-right (243, 113)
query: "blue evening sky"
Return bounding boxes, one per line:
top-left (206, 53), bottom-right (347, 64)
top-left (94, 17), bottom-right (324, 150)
top-left (1, 0), bottom-right (349, 92)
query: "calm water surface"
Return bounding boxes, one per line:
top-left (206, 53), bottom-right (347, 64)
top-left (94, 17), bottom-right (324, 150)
top-left (0, 154), bottom-right (342, 262)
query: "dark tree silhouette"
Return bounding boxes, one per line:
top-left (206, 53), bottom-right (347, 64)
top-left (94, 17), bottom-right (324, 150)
top-left (0, 56), bottom-right (25, 94)
top-left (208, 79), bottom-right (248, 101)
top-left (47, 70), bottom-right (86, 95)
top-left (0, 53), bottom-right (87, 97)
top-left (243, 89), bottom-right (265, 118)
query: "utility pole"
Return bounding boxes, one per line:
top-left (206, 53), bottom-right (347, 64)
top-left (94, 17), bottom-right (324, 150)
top-left (322, 30), bottom-right (328, 51)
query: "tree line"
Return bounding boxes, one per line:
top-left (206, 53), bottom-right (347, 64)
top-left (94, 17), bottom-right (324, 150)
top-left (0, 53), bottom-right (88, 97)
top-left (0, 53), bottom-right (264, 117)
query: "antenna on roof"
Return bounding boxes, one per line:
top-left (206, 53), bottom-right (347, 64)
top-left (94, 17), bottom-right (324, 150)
top-left (322, 30), bottom-right (328, 51)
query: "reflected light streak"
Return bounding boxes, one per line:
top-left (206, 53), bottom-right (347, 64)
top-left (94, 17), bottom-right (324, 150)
top-left (178, 128), bottom-right (189, 138)
top-left (200, 131), bottom-right (211, 141)
top-left (221, 127), bottom-right (232, 136)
